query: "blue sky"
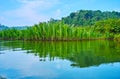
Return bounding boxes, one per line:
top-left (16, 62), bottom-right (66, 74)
top-left (0, 0), bottom-right (120, 26)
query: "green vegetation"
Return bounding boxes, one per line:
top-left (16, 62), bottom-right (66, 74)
top-left (0, 10), bottom-right (120, 41)
top-left (0, 19), bottom-right (120, 41)
top-left (61, 10), bottom-right (120, 26)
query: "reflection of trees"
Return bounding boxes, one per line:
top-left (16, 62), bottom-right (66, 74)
top-left (1, 40), bottom-right (120, 68)
top-left (0, 75), bottom-right (7, 79)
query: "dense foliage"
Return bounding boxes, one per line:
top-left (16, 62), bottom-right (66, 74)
top-left (95, 19), bottom-right (120, 41)
top-left (61, 10), bottom-right (120, 26)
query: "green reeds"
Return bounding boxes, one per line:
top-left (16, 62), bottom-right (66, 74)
top-left (0, 21), bottom-right (115, 41)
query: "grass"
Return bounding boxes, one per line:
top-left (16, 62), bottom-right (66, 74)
top-left (0, 21), bottom-right (119, 41)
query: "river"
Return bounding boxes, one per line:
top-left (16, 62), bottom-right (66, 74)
top-left (0, 40), bottom-right (120, 79)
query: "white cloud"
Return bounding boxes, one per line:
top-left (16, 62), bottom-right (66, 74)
top-left (17, 0), bottom-right (59, 9)
top-left (53, 9), bottom-right (62, 19)
top-left (1, 0), bottom-right (60, 26)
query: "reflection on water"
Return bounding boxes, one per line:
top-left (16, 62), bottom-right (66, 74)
top-left (1, 40), bottom-right (120, 67)
top-left (0, 40), bottom-right (120, 79)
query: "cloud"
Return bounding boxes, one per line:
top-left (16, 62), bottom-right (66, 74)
top-left (1, 0), bottom-right (60, 26)
top-left (53, 9), bottom-right (62, 19)
top-left (17, 0), bottom-right (59, 9)
top-left (0, 0), bottom-right (100, 26)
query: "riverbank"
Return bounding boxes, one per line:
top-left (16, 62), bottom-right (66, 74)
top-left (0, 38), bottom-right (114, 41)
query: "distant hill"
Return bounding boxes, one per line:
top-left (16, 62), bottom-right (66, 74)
top-left (11, 26), bottom-right (28, 30)
top-left (0, 24), bottom-right (28, 30)
top-left (0, 24), bottom-right (8, 30)
top-left (61, 10), bottom-right (120, 26)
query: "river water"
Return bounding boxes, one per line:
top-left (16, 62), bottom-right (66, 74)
top-left (0, 40), bottom-right (120, 79)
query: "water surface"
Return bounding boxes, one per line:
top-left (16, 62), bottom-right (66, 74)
top-left (0, 40), bottom-right (120, 79)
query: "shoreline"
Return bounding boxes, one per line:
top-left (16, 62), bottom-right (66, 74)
top-left (0, 38), bottom-right (113, 42)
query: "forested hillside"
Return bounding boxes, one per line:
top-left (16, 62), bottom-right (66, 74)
top-left (61, 10), bottom-right (120, 26)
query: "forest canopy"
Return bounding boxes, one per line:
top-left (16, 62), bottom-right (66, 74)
top-left (60, 10), bottom-right (120, 26)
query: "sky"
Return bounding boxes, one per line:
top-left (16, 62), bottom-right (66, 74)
top-left (0, 0), bottom-right (120, 26)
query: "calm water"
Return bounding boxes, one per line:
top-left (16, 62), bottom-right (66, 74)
top-left (0, 40), bottom-right (120, 79)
